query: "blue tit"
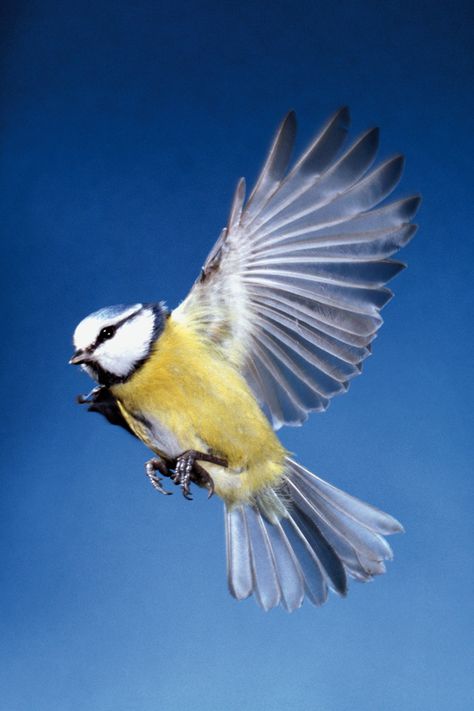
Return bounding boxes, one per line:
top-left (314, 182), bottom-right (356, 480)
top-left (70, 108), bottom-right (420, 611)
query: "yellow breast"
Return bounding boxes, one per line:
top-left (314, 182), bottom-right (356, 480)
top-left (111, 316), bottom-right (287, 503)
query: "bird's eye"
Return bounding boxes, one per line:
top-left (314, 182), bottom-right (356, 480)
top-left (99, 325), bottom-right (116, 341)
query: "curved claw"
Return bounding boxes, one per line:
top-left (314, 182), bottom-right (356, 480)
top-left (192, 461), bottom-right (215, 499)
top-left (145, 458), bottom-right (173, 495)
top-left (148, 473), bottom-right (173, 495)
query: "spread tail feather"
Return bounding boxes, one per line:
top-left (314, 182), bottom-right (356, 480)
top-left (225, 457), bottom-right (403, 611)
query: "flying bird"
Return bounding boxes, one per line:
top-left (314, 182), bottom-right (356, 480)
top-left (70, 108), bottom-right (420, 611)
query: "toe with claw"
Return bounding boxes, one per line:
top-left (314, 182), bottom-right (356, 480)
top-left (172, 450), bottom-right (227, 500)
top-left (145, 457), bottom-right (173, 496)
top-left (172, 453), bottom-right (194, 499)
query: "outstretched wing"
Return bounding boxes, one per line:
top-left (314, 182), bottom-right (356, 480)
top-left (173, 108), bottom-right (420, 429)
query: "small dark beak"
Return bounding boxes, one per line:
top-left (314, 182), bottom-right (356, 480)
top-left (69, 349), bottom-right (88, 365)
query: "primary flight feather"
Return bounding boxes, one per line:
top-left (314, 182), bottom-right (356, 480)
top-left (71, 108), bottom-right (420, 611)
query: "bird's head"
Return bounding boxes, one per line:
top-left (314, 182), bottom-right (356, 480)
top-left (70, 302), bottom-right (168, 386)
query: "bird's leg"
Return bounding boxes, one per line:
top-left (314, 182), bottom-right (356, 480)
top-left (145, 457), bottom-right (174, 495)
top-left (172, 450), bottom-right (228, 500)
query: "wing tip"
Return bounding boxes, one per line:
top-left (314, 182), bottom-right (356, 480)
top-left (277, 110), bottom-right (297, 144)
top-left (283, 109), bottom-right (297, 127)
top-left (387, 153), bottom-right (406, 182)
top-left (336, 104), bottom-right (351, 128)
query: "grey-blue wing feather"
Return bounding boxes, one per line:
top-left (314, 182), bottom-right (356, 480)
top-left (175, 109), bottom-right (420, 429)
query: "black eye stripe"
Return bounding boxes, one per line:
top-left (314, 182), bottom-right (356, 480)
top-left (92, 311), bottom-right (137, 350)
top-left (94, 324), bottom-right (118, 347)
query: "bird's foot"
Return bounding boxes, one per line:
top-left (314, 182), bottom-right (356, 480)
top-left (76, 385), bottom-right (104, 405)
top-left (145, 457), bottom-right (173, 496)
top-left (171, 450), bottom-right (228, 500)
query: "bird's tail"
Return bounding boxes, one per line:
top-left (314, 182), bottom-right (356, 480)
top-left (224, 457), bottom-right (403, 611)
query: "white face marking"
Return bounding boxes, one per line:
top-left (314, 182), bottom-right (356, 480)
top-left (73, 304), bottom-right (143, 352)
top-left (73, 304), bottom-right (158, 380)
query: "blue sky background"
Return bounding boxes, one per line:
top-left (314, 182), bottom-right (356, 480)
top-left (1, 1), bottom-right (473, 709)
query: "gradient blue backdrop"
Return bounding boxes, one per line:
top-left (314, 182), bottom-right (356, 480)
top-left (1, 1), bottom-right (473, 709)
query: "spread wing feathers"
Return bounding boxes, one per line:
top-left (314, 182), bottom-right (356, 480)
top-left (225, 458), bottom-right (402, 611)
top-left (174, 108), bottom-right (421, 428)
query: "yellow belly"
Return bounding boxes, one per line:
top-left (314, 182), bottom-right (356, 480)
top-left (111, 316), bottom-right (287, 504)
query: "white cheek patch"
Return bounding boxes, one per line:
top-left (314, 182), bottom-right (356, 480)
top-left (94, 309), bottom-right (156, 378)
top-left (73, 304), bottom-right (143, 352)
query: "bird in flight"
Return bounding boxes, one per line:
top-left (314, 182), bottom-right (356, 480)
top-left (70, 108), bottom-right (419, 611)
